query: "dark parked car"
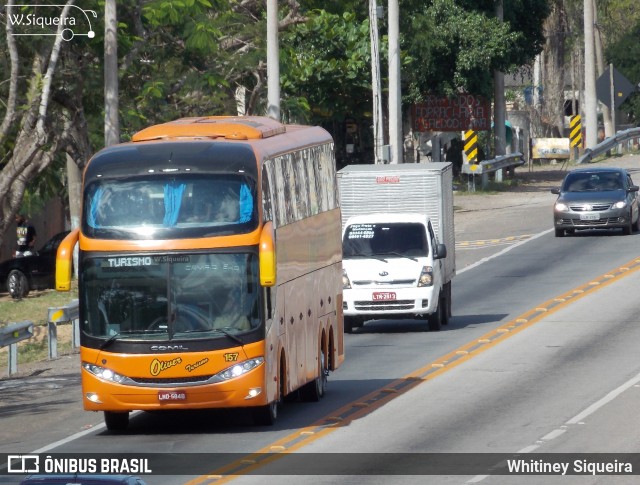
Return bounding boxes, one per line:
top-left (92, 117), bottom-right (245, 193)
top-left (551, 167), bottom-right (640, 237)
top-left (0, 230), bottom-right (70, 299)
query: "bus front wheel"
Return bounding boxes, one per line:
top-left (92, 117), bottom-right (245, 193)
top-left (252, 362), bottom-right (284, 426)
top-left (104, 411), bottom-right (129, 431)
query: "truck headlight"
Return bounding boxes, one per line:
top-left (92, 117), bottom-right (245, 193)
top-left (418, 266), bottom-right (433, 287)
top-left (343, 270), bottom-right (351, 289)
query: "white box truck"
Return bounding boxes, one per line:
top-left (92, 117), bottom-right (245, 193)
top-left (337, 162), bottom-right (455, 332)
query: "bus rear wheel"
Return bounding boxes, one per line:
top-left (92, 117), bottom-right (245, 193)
top-left (104, 411), bottom-right (129, 431)
top-left (300, 346), bottom-right (327, 402)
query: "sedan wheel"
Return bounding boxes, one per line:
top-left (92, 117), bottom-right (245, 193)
top-left (554, 228), bottom-right (564, 238)
top-left (7, 269), bottom-right (29, 299)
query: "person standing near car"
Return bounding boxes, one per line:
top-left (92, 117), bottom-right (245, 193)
top-left (15, 214), bottom-right (36, 257)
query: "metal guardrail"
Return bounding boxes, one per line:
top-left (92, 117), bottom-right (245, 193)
top-left (1, 321), bottom-right (34, 376)
top-left (1, 299), bottom-right (79, 377)
top-left (461, 152), bottom-right (526, 190)
top-left (578, 127), bottom-right (640, 164)
top-left (47, 299), bottom-right (80, 359)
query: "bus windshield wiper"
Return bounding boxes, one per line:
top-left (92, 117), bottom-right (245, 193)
top-left (100, 333), bottom-right (120, 350)
top-left (214, 328), bottom-right (245, 346)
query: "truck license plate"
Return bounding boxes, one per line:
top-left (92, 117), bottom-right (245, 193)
top-left (373, 292), bottom-right (396, 301)
top-left (580, 213), bottom-right (599, 221)
top-left (158, 390), bottom-right (187, 402)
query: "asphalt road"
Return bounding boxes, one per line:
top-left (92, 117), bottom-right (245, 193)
top-left (3, 155), bottom-right (640, 485)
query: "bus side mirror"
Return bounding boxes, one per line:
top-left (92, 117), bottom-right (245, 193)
top-left (56, 228), bottom-right (79, 291)
top-left (259, 221), bottom-right (276, 287)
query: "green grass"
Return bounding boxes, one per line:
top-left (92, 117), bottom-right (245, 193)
top-left (0, 286), bottom-right (78, 364)
top-left (0, 287), bottom-right (78, 327)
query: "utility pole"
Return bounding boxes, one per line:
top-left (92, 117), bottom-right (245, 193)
top-left (593, 3), bottom-right (613, 139)
top-left (493, 0), bottom-right (506, 180)
top-left (583, 0), bottom-right (598, 148)
top-left (388, 0), bottom-right (402, 164)
top-left (369, 0), bottom-right (384, 164)
top-left (266, 0), bottom-right (280, 121)
top-left (104, 0), bottom-right (119, 146)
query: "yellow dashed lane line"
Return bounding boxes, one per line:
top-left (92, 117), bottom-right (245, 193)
top-left (456, 234), bottom-right (532, 249)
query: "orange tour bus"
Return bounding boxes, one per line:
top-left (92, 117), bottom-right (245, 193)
top-left (56, 116), bottom-right (344, 430)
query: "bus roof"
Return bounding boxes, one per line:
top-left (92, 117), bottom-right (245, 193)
top-left (132, 116), bottom-right (287, 142)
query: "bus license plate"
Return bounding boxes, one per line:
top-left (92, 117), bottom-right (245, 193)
top-left (580, 213), bottom-right (599, 221)
top-left (373, 292), bottom-right (396, 301)
top-left (158, 390), bottom-right (187, 402)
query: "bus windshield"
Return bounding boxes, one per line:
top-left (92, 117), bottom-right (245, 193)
top-left (83, 174), bottom-right (257, 239)
top-left (81, 253), bottom-right (260, 341)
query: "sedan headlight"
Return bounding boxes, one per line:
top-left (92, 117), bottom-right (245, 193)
top-left (555, 202), bottom-right (569, 211)
top-left (613, 200), bottom-right (627, 209)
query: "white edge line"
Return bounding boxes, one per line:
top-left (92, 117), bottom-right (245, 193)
top-left (458, 228), bottom-right (554, 275)
top-left (32, 411), bottom-right (142, 453)
top-left (566, 371), bottom-right (640, 425)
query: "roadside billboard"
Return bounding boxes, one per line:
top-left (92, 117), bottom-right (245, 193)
top-left (412, 94), bottom-right (491, 132)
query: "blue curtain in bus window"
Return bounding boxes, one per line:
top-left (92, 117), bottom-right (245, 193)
top-left (88, 187), bottom-right (105, 228)
top-left (238, 183), bottom-right (253, 223)
top-left (163, 182), bottom-right (186, 227)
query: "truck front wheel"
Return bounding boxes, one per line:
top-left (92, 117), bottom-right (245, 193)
top-left (428, 299), bottom-right (443, 331)
top-left (344, 316), bottom-right (363, 333)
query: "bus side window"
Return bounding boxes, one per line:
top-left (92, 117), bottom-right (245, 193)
top-left (274, 156), bottom-right (290, 226)
top-left (262, 164), bottom-right (273, 223)
top-left (293, 150), bottom-right (309, 220)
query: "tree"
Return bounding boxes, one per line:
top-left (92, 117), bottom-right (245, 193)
top-left (0, 2), bottom-right (93, 252)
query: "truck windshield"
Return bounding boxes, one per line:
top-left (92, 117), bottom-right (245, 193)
top-left (80, 253), bottom-right (260, 341)
top-left (83, 174), bottom-right (257, 240)
top-left (343, 223), bottom-right (428, 258)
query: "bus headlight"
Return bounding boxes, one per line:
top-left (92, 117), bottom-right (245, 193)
top-left (215, 357), bottom-right (264, 381)
top-left (83, 362), bottom-right (127, 383)
top-left (418, 266), bottom-right (434, 287)
top-left (343, 270), bottom-right (351, 289)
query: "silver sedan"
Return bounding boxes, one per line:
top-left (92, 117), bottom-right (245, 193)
top-left (551, 167), bottom-right (640, 237)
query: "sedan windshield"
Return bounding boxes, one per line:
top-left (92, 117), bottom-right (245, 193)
top-left (343, 223), bottom-right (428, 258)
top-left (80, 253), bottom-right (260, 341)
top-left (562, 172), bottom-right (623, 192)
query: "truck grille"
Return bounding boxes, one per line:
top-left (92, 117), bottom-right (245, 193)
top-left (352, 279), bottom-right (416, 286)
top-left (354, 300), bottom-right (415, 311)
